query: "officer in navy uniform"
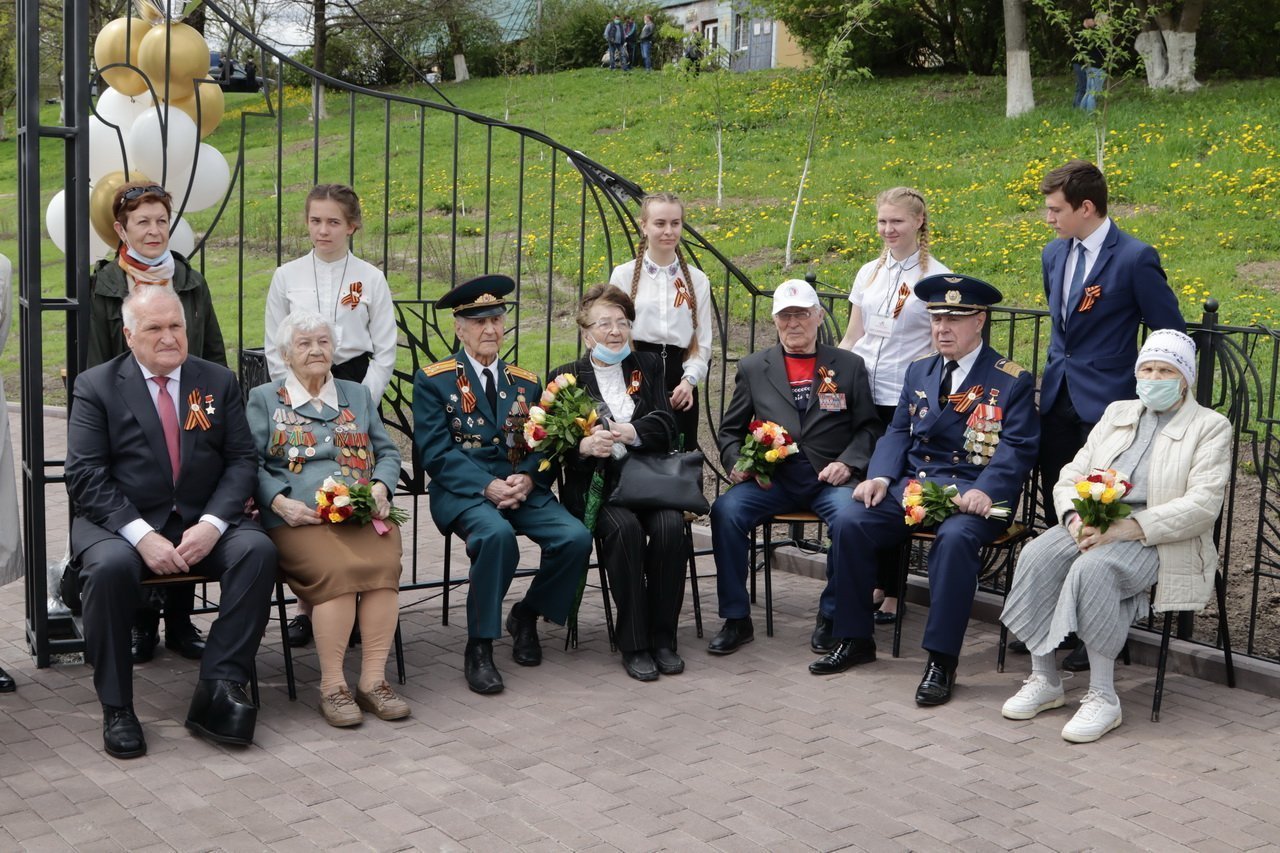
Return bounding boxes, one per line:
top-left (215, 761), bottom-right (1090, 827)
top-left (413, 275), bottom-right (592, 695)
top-left (813, 274), bottom-right (1039, 706)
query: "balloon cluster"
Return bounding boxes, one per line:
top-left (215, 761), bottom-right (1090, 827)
top-left (47, 7), bottom-right (234, 260)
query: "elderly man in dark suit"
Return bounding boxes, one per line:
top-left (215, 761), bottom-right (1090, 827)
top-left (708, 279), bottom-right (881, 655)
top-left (66, 286), bottom-right (276, 759)
top-left (1035, 159), bottom-right (1184, 670)
top-left (413, 275), bottom-right (592, 695)
top-left (815, 275), bottom-right (1039, 707)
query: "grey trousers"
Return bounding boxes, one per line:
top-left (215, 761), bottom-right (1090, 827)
top-left (1001, 524), bottom-right (1159, 659)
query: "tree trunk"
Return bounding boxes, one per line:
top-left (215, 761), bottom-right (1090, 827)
top-left (312, 0), bottom-right (328, 120)
top-left (1134, 29), bottom-right (1168, 87)
top-left (1160, 30), bottom-right (1199, 91)
top-left (1135, 0), bottom-right (1203, 92)
top-left (1003, 0), bottom-right (1034, 117)
top-left (452, 54), bottom-right (469, 82)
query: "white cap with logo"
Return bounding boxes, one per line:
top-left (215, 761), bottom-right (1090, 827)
top-left (772, 279), bottom-right (820, 315)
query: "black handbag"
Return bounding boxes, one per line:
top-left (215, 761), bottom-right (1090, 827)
top-left (608, 448), bottom-right (710, 516)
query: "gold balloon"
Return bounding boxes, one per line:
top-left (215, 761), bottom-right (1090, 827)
top-left (137, 23), bottom-right (210, 101)
top-left (94, 18), bottom-right (152, 97)
top-left (90, 170), bottom-right (150, 247)
top-left (169, 80), bottom-right (224, 139)
top-left (137, 0), bottom-right (166, 26)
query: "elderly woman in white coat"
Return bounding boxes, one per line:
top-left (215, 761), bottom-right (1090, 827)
top-left (999, 330), bottom-right (1230, 743)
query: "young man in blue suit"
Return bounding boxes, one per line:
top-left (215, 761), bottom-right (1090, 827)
top-left (413, 275), bottom-right (592, 695)
top-left (814, 275), bottom-right (1039, 707)
top-left (1035, 160), bottom-right (1184, 670)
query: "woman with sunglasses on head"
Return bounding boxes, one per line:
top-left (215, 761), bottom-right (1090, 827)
top-left (85, 181), bottom-right (228, 666)
top-left (88, 182), bottom-right (226, 370)
top-left (608, 192), bottom-right (712, 452)
top-left (833, 187), bottom-right (949, 639)
top-left (263, 184), bottom-right (398, 648)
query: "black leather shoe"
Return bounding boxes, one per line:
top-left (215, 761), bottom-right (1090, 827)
top-left (809, 638), bottom-right (877, 674)
top-left (915, 659), bottom-right (957, 706)
top-left (874, 603), bottom-right (905, 626)
top-left (1062, 642), bottom-right (1090, 672)
top-left (707, 617), bottom-right (754, 655)
top-left (102, 705), bottom-right (147, 759)
top-left (622, 650), bottom-right (660, 682)
top-left (506, 602), bottom-right (542, 667)
top-left (165, 622), bottom-right (206, 660)
top-left (810, 614), bottom-right (835, 653)
top-left (0, 666), bottom-right (15, 693)
top-left (185, 679), bottom-right (257, 746)
top-left (652, 647), bottom-right (685, 675)
top-left (286, 615), bottom-right (313, 648)
top-left (131, 621), bottom-right (159, 664)
top-left (1008, 639), bottom-right (1029, 655)
top-left (464, 639), bottom-right (504, 694)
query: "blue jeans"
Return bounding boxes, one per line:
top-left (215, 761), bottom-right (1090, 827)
top-left (1081, 67), bottom-right (1105, 111)
top-left (1072, 62), bottom-right (1086, 108)
top-left (607, 44), bottom-right (625, 70)
top-left (709, 458), bottom-right (853, 621)
top-left (640, 41), bottom-right (652, 70)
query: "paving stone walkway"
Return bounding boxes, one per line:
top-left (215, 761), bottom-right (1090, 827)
top-left (3, 409), bottom-right (1280, 851)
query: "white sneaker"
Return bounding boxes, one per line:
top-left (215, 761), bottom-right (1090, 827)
top-left (1061, 690), bottom-right (1122, 743)
top-left (1001, 674), bottom-right (1066, 720)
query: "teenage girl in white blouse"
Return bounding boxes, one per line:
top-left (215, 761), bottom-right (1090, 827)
top-left (838, 186), bottom-right (950, 625)
top-left (609, 192), bottom-right (713, 450)
top-left (265, 184), bottom-right (397, 402)
top-left (264, 184), bottom-right (399, 646)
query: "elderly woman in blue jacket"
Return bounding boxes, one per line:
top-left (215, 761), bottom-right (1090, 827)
top-left (246, 310), bottom-right (407, 728)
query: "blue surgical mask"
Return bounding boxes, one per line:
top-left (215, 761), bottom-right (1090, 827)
top-left (1136, 378), bottom-right (1184, 412)
top-left (591, 342), bottom-right (631, 365)
top-left (125, 244), bottom-right (173, 267)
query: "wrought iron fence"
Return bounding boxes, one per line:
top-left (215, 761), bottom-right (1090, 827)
top-left (15, 0), bottom-right (1280, 671)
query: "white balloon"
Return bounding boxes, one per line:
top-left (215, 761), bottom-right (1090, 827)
top-left (95, 86), bottom-right (154, 132)
top-left (169, 217), bottom-right (196, 256)
top-left (45, 190), bottom-right (67, 253)
top-left (89, 117), bottom-right (129, 181)
top-left (126, 106), bottom-right (198, 193)
top-left (180, 144), bottom-right (231, 212)
top-left (46, 189), bottom-right (116, 258)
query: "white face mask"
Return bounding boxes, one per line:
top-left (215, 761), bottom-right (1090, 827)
top-left (1136, 377), bottom-right (1184, 412)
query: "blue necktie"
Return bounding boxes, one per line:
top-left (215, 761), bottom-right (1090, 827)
top-left (1064, 242), bottom-right (1087, 320)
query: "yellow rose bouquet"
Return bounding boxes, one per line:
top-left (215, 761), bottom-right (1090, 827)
top-left (1070, 467), bottom-right (1133, 534)
top-left (903, 478), bottom-right (1009, 527)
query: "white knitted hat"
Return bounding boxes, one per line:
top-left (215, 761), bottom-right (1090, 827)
top-left (1136, 329), bottom-right (1196, 387)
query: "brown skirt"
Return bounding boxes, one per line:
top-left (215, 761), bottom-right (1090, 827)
top-left (268, 522), bottom-right (403, 605)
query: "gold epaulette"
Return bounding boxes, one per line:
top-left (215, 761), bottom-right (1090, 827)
top-left (913, 351), bottom-right (938, 362)
top-left (506, 364), bottom-right (538, 382)
top-left (996, 358), bottom-right (1027, 378)
top-left (422, 359), bottom-right (456, 377)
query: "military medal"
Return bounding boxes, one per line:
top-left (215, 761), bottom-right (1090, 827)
top-left (946, 384), bottom-right (983, 415)
top-left (963, 402), bottom-right (1003, 467)
top-left (184, 388), bottom-right (213, 430)
top-left (455, 364), bottom-right (477, 413)
top-left (627, 370), bottom-right (642, 396)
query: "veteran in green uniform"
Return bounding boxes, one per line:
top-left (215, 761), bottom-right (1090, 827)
top-left (413, 275), bottom-right (592, 694)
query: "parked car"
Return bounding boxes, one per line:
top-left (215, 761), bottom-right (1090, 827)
top-left (209, 51), bottom-right (261, 93)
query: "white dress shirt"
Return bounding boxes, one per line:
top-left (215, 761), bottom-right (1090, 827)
top-left (848, 250), bottom-right (951, 406)
top-left (608, 254), bottom-right (713, 385)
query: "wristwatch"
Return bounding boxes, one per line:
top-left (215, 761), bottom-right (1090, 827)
top-left (682, 375), bottom-right (697, 387)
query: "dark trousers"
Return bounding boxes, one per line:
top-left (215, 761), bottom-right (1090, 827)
top-left (80, 519), bottom-right (276, 707)
top-left (710, 458), bottom-right (851, 620)
top-left (596, 504), bottom-right (687, 651)
top-left (634, 341), bottom-right (699, 451)
top-left (1037, 394), bottom-right (1094, 527)
top-left (870, 404), bottom-right (904, 595)
top-left (453, 499), bottom-right (593, 638)
top-left (830, 491), bottom-right (1007, 657)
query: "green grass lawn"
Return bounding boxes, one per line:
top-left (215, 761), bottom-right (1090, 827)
top-left (3, 67), bottom-right (1279, 403)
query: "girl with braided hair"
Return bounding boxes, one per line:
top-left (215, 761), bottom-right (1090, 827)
top-left (836, 187), bottom-right (950, 632)
top-left (608, 192), bottom-right (713, 450)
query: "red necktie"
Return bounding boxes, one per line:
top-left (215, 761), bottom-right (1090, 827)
top-left (152, 375), bottom-right (181, 481)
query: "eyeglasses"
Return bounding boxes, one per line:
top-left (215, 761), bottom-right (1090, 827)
top-left (775, 310), bottom-right (813, 323)
top-left (589, 319), bottom-right (632, 332)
